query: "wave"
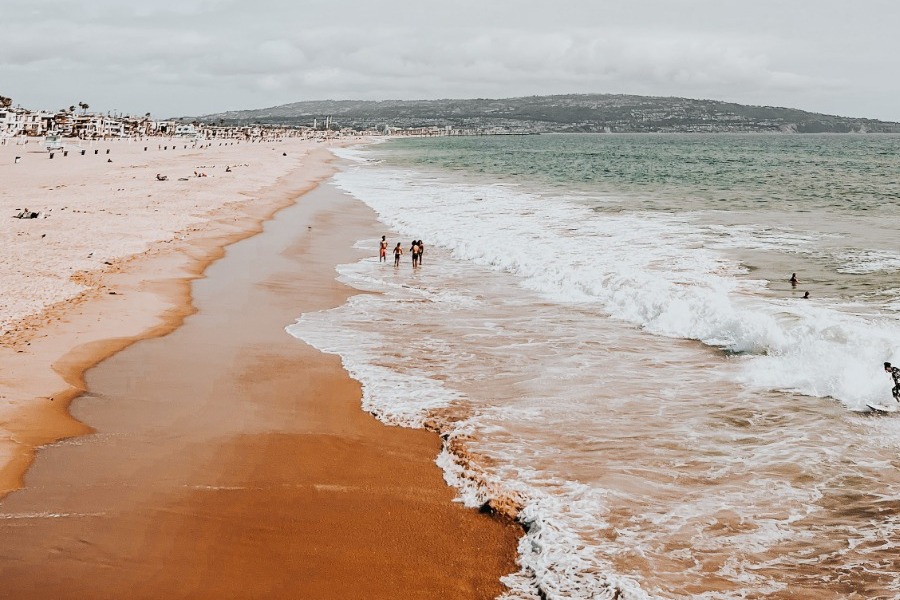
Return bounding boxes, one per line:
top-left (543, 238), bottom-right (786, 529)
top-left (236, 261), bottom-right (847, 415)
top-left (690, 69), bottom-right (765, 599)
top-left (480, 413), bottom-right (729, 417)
top-left (331, 164), bottom-right (900, 409)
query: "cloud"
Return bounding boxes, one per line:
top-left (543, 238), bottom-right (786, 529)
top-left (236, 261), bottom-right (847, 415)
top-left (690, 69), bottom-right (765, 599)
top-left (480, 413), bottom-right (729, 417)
top-left (1, 0), bottom-right (897, 119)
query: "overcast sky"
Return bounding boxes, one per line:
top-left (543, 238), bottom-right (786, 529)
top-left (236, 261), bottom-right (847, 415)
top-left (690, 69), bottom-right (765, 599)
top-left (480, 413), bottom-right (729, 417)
top-left (2, 0), bottom-right (899, 120)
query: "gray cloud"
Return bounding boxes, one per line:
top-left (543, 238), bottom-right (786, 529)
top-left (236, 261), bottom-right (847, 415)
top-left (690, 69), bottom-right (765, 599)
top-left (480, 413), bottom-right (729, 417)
top-left (1, 0), bottom-right (898, 120)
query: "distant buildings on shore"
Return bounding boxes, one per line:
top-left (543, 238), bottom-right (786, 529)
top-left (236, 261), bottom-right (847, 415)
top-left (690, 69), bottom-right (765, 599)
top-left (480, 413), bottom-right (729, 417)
top-left (0, 100), bottom-right (517, 144)
top-left (0, 103), bottom-right (369, 143)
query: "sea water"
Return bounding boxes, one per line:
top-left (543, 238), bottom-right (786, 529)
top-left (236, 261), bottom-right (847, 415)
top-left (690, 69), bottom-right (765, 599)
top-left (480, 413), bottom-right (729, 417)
top-left (287, 134), bottom-right (900, 599)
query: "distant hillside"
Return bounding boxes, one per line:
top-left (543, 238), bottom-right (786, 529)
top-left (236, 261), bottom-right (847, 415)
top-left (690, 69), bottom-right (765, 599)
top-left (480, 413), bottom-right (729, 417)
top-left (189, 94), bottom-right (900, 134)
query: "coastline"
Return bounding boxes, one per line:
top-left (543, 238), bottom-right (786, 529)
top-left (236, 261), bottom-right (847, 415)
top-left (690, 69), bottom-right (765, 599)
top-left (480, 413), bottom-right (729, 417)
top-left (0, 138), bottom-right (338, 494)
top-left (0, 139), bottom-right (520, 598)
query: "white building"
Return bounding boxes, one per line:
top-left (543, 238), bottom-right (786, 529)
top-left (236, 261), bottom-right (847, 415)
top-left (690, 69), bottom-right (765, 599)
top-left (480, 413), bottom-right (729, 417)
top-left (174, 124), bottom-right (197, 136)
top-left (0, 109), bottom-right (22, 136)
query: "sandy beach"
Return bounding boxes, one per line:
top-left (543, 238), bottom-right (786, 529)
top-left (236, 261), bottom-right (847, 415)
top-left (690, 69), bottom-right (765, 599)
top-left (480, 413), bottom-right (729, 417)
top-left (1, 135), bottom-right (324, 491)
top-left (0, 138), bottom-right (519, 597)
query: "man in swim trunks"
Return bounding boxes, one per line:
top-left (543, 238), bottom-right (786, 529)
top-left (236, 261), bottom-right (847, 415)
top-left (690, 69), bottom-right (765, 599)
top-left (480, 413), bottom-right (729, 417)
top-left (379, 235), bottom-right (387, 262)
top-left (393, 243), bottom-right (403, 267)
top-left (886, 362), bottom-right (900, 402)
top-left (410, 240), bottom-right (419, 268)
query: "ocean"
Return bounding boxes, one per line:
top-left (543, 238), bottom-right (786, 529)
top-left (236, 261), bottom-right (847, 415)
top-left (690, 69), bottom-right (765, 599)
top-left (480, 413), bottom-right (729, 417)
top-left (287, 134), bottom-right (900, 599)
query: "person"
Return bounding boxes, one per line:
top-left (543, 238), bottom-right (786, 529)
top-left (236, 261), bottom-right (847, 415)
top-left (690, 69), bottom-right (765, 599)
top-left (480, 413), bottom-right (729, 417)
top-left (789, 273), bottom-right (799, 286)
top-left (393, 243), bottom-right (403, 267)
top-left (379, 236), bottom-right (387, 262)
top-left (802, 291), bottom-right (810, 299)
top-left (417, 240), bottom-right (424, 265)
top-left (410, 240), bottom-right (420, 268)
top-left (885, 362), bottom-right (900, 402)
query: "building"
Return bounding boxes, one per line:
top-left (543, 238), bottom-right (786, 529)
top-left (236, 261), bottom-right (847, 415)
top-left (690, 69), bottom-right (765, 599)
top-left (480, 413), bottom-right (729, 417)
top-left (0, 108), bottom-right (22, 137)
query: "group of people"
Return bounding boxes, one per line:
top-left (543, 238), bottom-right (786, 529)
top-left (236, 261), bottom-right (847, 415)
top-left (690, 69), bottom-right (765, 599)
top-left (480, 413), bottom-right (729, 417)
top-left (380, 236), bottom-right (425, 268)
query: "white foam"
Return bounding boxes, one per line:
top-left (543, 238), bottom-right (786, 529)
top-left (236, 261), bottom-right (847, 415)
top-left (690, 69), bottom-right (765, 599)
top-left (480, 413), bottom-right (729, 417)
top-left (287, 294), bottom-right (462, 427)
top-left (836, 248), bottom-right (900, 274)
top-left (331, 164), bottom-right (900, 408)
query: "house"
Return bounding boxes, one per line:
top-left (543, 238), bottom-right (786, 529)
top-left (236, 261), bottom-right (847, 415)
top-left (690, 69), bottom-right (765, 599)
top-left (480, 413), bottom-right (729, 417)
top-left (174, 123), bottom-right (197, 136)
top-left (22, 111), bottom-right (51, 136)
top-left (153, 120), bottom-right (177, 135)
top-left (0, 108), bottom-right (22, 137)
top-left (52, 111), bottom-right (76, 136)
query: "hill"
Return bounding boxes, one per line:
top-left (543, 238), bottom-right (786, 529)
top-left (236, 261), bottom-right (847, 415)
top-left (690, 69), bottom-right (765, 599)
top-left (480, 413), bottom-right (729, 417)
top-left (189, 94), bottom-right (900, 134)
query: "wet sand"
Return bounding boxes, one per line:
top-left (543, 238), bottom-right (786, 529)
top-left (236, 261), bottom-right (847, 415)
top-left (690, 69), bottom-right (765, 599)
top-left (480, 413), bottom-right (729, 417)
top-left (0, 137), bottom-right (336, 490)
top-left (0, 177), bottom-right (520, 597)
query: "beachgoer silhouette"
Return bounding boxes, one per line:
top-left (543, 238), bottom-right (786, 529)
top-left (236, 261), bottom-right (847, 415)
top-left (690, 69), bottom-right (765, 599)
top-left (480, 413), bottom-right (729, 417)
top-left (802, 291), bottom-right (810, 299)
top-left (410, 240), bottom-right (420, 268)
top-left (417, 240), bottom-right (424, 265)
top-left (790, 273), bottom-right (799, 286)
top-left (379, 236), bottom-right (387, 262)
top-left (885, 362), bottom-right (900, 402)
top-left (393, 243), bottom-right (402, 267)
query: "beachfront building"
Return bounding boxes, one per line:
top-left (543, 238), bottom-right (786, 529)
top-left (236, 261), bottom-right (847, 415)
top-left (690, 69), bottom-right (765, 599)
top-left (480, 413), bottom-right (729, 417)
top-left (201, 125), bottom-right (232, 139)
top-left (73, 115), bottom-right (111, 139)
top-left (22, 111), bottom-right (50, 136)
top-left (174, 123), bottom-right (198, 136)
top-left (0, 108), bottom-right (22, 137)
top-left (122, 117), bottom-right (153, 137)
top-left (152, 120), bottom-right (178, 135)
top-left (105, 119), bottom-right (125, 138)
top-left (52, 112), bottom-right (76, 136)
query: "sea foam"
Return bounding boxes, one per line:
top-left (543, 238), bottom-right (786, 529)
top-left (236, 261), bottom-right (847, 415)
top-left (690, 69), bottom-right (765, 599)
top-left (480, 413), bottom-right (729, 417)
top-left (330, 163), bottom-right (900, 409)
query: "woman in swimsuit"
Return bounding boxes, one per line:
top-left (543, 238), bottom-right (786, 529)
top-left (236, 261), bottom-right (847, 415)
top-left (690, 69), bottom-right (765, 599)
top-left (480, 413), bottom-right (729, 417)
top-left (417, 240), bottom-right (424, 265)
top-left (393, 243), bottom-right (403, 267)
top-left (379, 236), bottom-right (387, 262)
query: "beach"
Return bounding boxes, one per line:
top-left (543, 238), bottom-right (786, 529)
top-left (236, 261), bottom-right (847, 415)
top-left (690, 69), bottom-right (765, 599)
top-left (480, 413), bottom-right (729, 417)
top-left (1, 135), bottom-right (323, 491)
top-left (6, 131), bottom-right (900, 599)
top-left (0, 138), bottom-right (520, 598)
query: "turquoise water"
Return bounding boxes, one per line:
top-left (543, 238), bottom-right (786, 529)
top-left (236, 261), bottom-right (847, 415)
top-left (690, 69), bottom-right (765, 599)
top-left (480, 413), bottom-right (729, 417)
top-left (381, 134), bottom-right (900, 214)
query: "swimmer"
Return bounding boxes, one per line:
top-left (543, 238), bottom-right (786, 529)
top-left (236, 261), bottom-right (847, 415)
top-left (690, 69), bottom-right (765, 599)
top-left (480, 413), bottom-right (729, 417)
top-left (393, 243), bottom-right (403, 267)
top-left (379, 236), bottom-right (387, 262)
top-left (790, 273), bottom-right (799, 286)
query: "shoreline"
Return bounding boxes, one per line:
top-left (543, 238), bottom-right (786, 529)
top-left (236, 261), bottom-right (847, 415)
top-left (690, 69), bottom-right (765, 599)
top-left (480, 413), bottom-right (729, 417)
top-left (0, 142), bottom-right (520, 597)
top-left (0, 138), bottom-right (341, 495)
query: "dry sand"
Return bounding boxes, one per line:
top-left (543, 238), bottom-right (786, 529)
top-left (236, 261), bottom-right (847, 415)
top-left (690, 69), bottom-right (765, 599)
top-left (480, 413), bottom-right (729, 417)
top-left (0, 138), bottom-right (520, 597)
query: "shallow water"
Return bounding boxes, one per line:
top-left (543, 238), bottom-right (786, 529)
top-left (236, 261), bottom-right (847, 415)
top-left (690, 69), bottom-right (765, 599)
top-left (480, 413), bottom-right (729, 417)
top-left (288, 135), bottom-right (900, 599)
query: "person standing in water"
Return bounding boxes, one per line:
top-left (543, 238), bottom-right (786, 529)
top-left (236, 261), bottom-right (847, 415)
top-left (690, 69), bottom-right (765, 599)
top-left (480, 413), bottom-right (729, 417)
top-left (410, 240), bottom-right (420, 268)
top-left (417, 240), bottom-right (424, 266)
top-left (885, 362), bottom-right (900, 402)
top-left (393, 243), bottom-right (403, 267)
top-left (379, 236), bottom-right (388, 262)
top-left (790, 273), bottom-right (799, 286)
